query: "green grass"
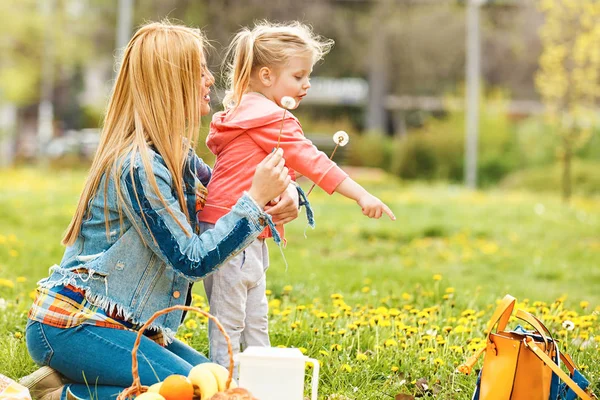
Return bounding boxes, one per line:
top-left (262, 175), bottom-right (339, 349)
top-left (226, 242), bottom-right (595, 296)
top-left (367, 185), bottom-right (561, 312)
top-left (1, 167), bottom-right (599, 399)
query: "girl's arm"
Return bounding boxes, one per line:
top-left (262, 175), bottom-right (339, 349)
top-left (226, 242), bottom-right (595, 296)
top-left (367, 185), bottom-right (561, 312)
top-left (251, 118), bottom-right (395, 220)
top-left (121, 150), bottom-right (290, 281)
top-left (334, 177), bottom-right (396, 220)
top-left (250, 118), bottom-right (348, 194)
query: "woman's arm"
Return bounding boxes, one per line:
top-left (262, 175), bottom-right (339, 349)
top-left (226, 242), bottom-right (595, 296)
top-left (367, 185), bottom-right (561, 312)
top-left (121, 149), bottom-right (290, 280)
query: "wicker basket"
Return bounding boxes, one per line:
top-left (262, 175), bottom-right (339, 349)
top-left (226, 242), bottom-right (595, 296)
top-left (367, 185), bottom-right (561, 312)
top-left (116, 305), bottom-right (234, 400)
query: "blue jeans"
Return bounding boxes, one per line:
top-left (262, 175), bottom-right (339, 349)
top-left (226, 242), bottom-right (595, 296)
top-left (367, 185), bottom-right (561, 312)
top-left (25, 320), bottom-right (209, 400)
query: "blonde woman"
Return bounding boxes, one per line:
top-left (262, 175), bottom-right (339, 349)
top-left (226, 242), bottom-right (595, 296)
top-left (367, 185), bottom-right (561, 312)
top-left (19, 21), bottom-right (300, 400)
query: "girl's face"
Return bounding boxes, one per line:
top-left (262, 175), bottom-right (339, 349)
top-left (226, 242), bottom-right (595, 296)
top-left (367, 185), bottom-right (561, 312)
top-left (200, 57), bottom-right (215, 116)
top-left (263, 54), bottom-right (313, 109)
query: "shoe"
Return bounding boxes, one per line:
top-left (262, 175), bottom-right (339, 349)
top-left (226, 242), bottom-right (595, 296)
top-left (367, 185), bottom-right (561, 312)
top-left (19, 366), bottom-right (65, 400)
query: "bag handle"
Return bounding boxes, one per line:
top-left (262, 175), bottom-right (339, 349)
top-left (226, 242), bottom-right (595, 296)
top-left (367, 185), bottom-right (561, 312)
top-left (457, 294), bottom-right (516, 375)
top-left (524, 337), bottom-right (595, 400)
top-left (485, 294), bottom-right (516, 337)
top-left (561, 353), bottom-right (577, 374)
top-left (515, 309), bottom-right (552, 351)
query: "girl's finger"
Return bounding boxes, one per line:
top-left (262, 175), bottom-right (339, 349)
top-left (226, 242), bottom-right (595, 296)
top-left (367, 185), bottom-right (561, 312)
top-left (383, 204), bottom-right (396, 221)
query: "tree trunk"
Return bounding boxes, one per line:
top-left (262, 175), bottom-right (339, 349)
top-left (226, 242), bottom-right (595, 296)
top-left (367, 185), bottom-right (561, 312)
top-left (0, 103), bottom-right (17, 168)
top-left (366, 1), bottom-right (389, 135)
top-left (561, 134), bottom-right (572, 203)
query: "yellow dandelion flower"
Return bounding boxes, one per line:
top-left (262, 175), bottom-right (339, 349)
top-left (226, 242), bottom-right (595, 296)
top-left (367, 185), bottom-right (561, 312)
top-left (0, 279), bottom-right (15, 289)
top-left (433, 274), bottom-right (442, 281)
top-left (283, 285), bottom-right (293, 292)
top-left (433, 358), bottom-right (444, 366)
top-left (580, 301), bottom-right (589, 309)
top-left (330, 293), bottom-right (343, 300)
top-left (361, 286), bottom-right (370, 293)
top-left (423, 347), bottom-right (436, 354)
top-left (450, 346), bottom-right (463, 354)
top-left (265, 289), bottom-right (272, 296)
top-left (341, 364), bottom-right (352, 373)
top-left (269, 299), bottom-right (281, 308)
top-left (356, 353), bottom-right (368, 361)
top-left (319, 350), bottom-right (329, 357)
top-left (391, 366), bottom-right (399, 372)
top-left (384, 339), bottom-right (398, 347)
top-left (298, 347), bottom-right (307, 354)
top-left (185, 319), bottom-right (198, 330)
top-left (331, 344), bottom-right (342, 351)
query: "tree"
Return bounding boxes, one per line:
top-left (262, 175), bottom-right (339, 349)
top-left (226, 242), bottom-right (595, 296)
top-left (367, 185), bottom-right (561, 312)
top-left (535, 0), bottom-right (600, 201)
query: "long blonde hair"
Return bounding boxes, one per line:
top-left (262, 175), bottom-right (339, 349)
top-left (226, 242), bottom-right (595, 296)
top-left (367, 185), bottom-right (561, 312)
top-left (62, 21), bottom-right (208, 246)
top-left (222, 21), bottom-right (334, 109)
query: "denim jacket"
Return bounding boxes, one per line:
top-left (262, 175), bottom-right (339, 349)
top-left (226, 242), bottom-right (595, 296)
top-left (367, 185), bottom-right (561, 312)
top-left (38, 148), bottom-right (280, 342)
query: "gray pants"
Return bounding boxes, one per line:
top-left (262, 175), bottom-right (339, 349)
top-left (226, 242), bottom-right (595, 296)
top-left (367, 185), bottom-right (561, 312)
top-left (200, 223), bottom-right (270, 374)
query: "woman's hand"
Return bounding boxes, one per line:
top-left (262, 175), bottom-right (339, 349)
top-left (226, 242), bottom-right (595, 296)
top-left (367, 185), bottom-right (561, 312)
top-left (265, 183), bottom-right (300, 225)
top-left (248, 148), bottom-right (291, 208)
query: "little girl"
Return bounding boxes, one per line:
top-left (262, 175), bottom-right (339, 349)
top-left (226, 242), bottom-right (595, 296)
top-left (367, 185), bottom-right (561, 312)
top-left (198, 21), bottom-right (396, 370)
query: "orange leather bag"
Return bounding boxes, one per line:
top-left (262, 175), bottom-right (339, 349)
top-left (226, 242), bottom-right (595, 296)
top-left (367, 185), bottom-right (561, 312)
top-left (458, 295), bottom-right (595, 400)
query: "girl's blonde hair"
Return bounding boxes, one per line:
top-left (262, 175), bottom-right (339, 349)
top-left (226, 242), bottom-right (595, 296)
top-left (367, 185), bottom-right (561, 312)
top-left (62, 20), bottom-right (208, 246)
top-left (222, 21), bottom-right (334, 109)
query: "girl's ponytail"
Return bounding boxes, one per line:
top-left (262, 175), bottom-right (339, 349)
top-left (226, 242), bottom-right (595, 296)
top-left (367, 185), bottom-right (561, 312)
top-left (223, 29), bottom-right (254, 109)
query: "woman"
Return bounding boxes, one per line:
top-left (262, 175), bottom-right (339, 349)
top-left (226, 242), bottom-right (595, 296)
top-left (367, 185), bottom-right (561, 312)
top-left (20, 21), bottom-right (302, 400)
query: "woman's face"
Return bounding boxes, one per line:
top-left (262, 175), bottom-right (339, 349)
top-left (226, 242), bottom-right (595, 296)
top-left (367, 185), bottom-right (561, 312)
top-left (200, 57), bottom-right (215, 116)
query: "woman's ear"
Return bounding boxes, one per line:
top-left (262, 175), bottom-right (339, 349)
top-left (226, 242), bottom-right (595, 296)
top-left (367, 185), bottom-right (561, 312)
top-left (258, 66), bottom-right (274, 87)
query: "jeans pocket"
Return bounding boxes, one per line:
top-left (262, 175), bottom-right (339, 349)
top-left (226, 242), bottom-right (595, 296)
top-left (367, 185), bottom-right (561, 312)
top-left (25, 321), bottom-right (55, 366)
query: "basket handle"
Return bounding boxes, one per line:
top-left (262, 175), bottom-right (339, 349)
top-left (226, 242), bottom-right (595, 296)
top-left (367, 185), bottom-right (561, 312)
top-left (117, 305), bottom-right (233, 400)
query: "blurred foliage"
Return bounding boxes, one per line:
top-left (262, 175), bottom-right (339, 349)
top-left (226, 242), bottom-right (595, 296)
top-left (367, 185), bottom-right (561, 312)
top-left (0, 0), bottom-right (95, 105)
top-left (347, 132), bottom-right (395, 172)
top-left (500, 160), bottom-right (600, 196)
top-left (390, 95), bottom-right (518, 187)
top-left (535, 0), bottom-right (600, 200)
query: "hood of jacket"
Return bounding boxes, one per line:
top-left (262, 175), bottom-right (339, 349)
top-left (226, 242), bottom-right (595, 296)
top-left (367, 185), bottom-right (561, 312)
top-left (207, 93), bottom-right (297, 155)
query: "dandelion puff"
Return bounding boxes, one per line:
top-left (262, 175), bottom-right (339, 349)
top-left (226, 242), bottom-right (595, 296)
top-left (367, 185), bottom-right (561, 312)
top-left (562, 320), bottom-right (575, 331)
top-left (332, 130), bottom-right (349, 146)
top-left (281, 96), bottom-right (296, 110)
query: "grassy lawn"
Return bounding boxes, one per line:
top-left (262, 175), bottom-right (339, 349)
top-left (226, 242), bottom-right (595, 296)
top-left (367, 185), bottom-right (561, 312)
top-left (0, 167), bottom-right (598, 399)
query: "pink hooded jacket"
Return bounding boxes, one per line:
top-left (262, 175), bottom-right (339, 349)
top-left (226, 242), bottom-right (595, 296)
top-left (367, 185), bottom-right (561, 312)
top-left (199, 93), bottom-right (348, 239)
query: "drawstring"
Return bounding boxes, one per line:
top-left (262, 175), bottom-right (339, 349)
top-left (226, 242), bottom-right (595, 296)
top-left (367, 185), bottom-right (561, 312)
top-left (296, 185), bottom-right (315, 238)
top-left (263, 212), bottom-right (289, 271)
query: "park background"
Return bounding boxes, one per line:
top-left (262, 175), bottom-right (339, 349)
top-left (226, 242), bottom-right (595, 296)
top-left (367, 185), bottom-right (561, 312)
top-left (0, 0), bottom-right (599, 399)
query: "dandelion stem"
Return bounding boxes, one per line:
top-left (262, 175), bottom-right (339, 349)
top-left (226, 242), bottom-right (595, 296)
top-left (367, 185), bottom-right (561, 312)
top-left (276, 109), bottom-right (287, 149)
top-left (306, 141), bottom-right (341, 197)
